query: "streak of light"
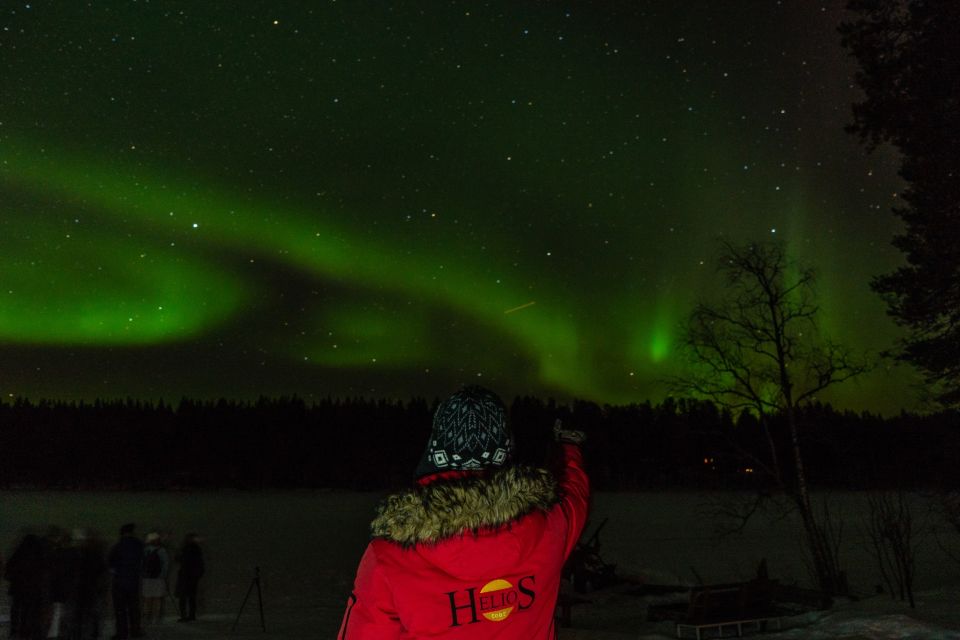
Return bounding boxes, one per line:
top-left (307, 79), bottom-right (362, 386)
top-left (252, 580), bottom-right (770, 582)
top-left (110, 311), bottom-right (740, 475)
top-left (504, 301), bottom-right (537, 315)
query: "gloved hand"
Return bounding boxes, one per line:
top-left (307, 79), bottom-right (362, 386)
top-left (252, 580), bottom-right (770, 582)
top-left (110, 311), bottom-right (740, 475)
top-left (553, 419), bottom-right (585, 445)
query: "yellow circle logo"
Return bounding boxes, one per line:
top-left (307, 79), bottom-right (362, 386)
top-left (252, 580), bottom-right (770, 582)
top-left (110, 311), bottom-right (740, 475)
top-left (479, 579), bottom-right (516, 622)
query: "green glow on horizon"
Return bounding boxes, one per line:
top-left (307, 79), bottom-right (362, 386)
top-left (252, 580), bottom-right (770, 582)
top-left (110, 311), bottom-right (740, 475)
top-left (649, 327), bottom-right (672, 363)
top-left (623, 300), bottom-right (676, 369)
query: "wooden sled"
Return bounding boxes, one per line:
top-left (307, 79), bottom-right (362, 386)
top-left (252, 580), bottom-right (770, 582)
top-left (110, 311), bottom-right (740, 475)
top-left (675, 580), bottom-right (783, 638)
top-left (650, 578), bottom-right (786, 639)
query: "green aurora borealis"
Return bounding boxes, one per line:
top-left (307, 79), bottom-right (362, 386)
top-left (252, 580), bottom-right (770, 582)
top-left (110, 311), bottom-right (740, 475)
top-left (0, 1), bottom-right (917, 411)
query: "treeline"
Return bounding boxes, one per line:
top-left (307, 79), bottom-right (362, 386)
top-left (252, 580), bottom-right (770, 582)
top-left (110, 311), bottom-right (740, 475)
top-left (0, 396), bottom-right (957, 491)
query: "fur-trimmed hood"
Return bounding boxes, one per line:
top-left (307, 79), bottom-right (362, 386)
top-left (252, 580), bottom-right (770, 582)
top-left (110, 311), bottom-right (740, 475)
top-left (371, 465), bottom-right (559, 546)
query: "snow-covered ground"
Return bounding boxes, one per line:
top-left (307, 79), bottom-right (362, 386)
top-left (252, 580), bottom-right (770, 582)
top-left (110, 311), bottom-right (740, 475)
top-left (554, 584), bottom-right (960, 639)
top-left (1, 490), bottom-right (958, 638)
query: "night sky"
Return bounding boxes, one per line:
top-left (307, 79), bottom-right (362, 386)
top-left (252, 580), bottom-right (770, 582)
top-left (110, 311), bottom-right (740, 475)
top-left (0, 1), bottom-right (917, 412)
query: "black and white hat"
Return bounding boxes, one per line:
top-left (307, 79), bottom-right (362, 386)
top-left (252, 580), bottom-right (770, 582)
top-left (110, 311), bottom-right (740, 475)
top-left (415, 386), bottom-right (512, 477)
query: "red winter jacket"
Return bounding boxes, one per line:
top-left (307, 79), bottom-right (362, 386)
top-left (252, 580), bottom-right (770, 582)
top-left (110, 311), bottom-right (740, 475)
top-left (338, 443), bottom-right (589, 639)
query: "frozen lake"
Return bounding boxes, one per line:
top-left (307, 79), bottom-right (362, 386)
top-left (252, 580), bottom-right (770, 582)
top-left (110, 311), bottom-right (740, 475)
top-left (2, 490), bottom-right (959, 638)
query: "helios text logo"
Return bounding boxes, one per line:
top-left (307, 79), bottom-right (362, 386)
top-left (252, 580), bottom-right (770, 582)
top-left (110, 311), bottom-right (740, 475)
top-left (445, 576), bottom-right (536, 626)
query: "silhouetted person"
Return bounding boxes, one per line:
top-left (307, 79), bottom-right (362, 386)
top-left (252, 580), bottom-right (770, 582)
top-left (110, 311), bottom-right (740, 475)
top-left (108, 524), bottom-right (143, 639)
top-left (5, 533), bottom-right (50, 640)
top-left (71, 529), bottom-right (108, 640)
top-left (140, 532), bottom-right (169, 626)
top-left (174, 534), bottom-right (203, 622)
top-left (47, 526), bottom-right (78, 639)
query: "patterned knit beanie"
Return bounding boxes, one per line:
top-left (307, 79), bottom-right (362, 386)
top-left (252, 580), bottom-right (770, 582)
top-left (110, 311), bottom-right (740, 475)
top-left (415, 386), bottom-right (512, 478)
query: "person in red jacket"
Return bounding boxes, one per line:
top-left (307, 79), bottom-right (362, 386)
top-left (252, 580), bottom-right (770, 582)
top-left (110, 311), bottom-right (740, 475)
top-left (338, 385), bottom-right (589, 639)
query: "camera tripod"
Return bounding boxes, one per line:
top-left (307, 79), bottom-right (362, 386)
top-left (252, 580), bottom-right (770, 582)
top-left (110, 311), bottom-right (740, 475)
top-left (231, 566), bottom-right (266, 633)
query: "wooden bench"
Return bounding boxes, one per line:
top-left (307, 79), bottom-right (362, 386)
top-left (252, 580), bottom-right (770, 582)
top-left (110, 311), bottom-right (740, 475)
top-left (676, 615), bottom-right (782, 639)
top-left (675, 580), bottom-right (781, 639)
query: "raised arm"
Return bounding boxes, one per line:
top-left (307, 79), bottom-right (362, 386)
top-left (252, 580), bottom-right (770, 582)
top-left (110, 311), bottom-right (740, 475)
top-left (554, 421), bottom-right (590, 559)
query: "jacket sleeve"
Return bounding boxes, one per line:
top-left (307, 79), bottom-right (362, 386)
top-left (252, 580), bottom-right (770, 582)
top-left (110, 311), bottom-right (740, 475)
top-left (558, 443), bottom-right (590, 559)
top-left (337, 543), bottom-right (401, 640)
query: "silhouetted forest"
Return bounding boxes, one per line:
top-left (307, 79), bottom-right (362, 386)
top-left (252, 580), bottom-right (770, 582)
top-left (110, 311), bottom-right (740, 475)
top-left (0, 396), bottom-right (957, 491)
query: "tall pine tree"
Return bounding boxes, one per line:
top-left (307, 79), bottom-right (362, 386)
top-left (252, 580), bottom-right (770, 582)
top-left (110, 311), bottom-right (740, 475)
top-left (840, 1), bottom-right (960, 406)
